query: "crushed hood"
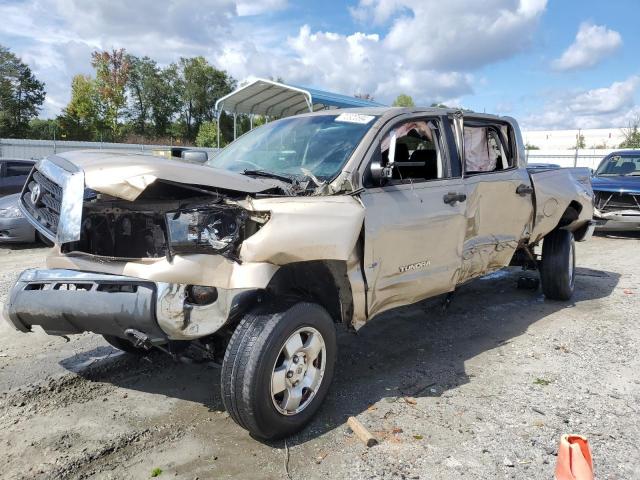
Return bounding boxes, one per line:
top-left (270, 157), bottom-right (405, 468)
top-left (55, 150), bottom-right (283, 201)
top-left (591, 175), bottom-right (640, 194)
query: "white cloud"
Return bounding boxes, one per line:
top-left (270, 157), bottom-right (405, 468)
top-left (237, 0), bottom-right (288, 16)
top-left (0, 0), bottom-right (548, 118)
top-left (351, 0), bottom-right (548, 70)
top-left (552, 22), bottom-right (622, 71)
top-left (524, 76), bottom-right (640, 129)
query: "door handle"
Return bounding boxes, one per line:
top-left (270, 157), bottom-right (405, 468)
top-left (516, 184), bottom-right (534, 196)
top-left (443, 192), bottom-right (467, 205)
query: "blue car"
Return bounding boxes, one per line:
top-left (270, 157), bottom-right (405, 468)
top-left (592, 150), bottom-right (640, 230)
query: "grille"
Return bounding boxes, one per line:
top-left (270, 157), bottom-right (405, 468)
top-left (594, 191), bottom-right (640, 212)
top-left (21, 167), bottom-right (63, 238)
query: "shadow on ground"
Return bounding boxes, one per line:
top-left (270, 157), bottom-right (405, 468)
top-left (62, 266), bottom-right (620, 445)
top-left (595, 230), bottom-right (640, 240)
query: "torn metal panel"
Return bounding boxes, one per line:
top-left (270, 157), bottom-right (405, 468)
top-left (57, 150), bottom-right (283, 201)
top-left (459, 169), bottom-right (533, 284)
top-left (239, 196), bottom-right (365, 264)
top-left (46, 247), bottom-right (279, 290)
top-left (156, 284), bottom-right (255, 340)
top-left (529, 167), bottom-right (594, 242)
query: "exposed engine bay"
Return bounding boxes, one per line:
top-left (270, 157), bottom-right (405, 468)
top-left (61, 182), bottom-right (267, 261)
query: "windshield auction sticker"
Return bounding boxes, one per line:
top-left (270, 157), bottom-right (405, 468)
top-left (335, 113), bottom-right (376, 124)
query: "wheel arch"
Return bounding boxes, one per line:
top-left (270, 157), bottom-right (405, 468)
top-left (265, 260), bottom-right (354, 325)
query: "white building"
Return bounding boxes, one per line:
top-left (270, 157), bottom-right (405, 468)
top-left (522, 128), bottom-right (626, 150)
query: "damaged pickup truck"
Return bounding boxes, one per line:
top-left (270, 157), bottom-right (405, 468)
top-left (3, 108), bottom-right (594, 439)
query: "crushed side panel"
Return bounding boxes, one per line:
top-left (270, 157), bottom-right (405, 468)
top-left (529, 167), bottom-right (594, 242)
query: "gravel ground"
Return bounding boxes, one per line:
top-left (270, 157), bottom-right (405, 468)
top-left (0, 233), bottom-right (639, 480)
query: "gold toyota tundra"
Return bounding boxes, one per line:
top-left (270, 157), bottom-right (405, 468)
top-left (3, 108), bottom-right (594, 439)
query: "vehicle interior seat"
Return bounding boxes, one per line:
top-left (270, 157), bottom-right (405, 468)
top-left (409, 149), bottom-right (438, 179)
top-left (619, 161), bottom-right (636, 175)
top-left (391, 143), bottom-right (417, 180)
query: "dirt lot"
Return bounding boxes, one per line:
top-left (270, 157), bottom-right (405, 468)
top-left (0, 233), bottom-right (639, 480)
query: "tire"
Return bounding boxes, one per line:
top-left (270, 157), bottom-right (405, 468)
top-left (540, 229), bottom-right (576, 301)
top-left (36, 231), bottom-right (54, 247)
top-left (103, 334), bottom-right (149, 355)
top-left (221, 302), bottom-right (336, 440)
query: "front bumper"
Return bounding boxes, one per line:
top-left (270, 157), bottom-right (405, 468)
top-left (3, 269), bottom-right (259, 341)
top-left (594, 209), bottom-right (640, 231)
top-left (0, 216), bottom-right (36, 243)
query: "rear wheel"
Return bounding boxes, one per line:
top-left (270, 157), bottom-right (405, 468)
top-left (540, 229), bottom-right (576, 300)
top-left (221, 302), bottom-right (336, 439)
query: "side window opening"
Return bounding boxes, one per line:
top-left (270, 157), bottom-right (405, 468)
top-left (464, 124), bottom-right (514, 174)
top-left (381, 119), bottom-right (446, 183)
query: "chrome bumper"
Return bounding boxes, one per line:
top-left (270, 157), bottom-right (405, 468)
top-left (3, 269), bottom-right (259, 341)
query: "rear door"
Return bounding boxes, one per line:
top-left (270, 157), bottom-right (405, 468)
top-left (360, 115), bottom-right (467, 317)
top-left (457, 117), bottom-right (534, 283)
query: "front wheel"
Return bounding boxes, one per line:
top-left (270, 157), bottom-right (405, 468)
top-left (221, 302), bottom-right (336, 439)
top-left (540, 229), bottom-right (576, 300)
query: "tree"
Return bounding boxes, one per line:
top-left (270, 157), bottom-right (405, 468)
top-left (0, 44), bottom-right (45, 137)
top-left (175, 57), bottom-right (236, 142)
top-left (573, 133), bottom-right (585, 150)
top-left (392, 94), bottom-right (415, 107)
top-left (58, 74), bottom-right (103, 141)
top-left (620, 116), bottom-right (640, 149)
top-left (195, 120), bottom-right (225, 148)
top-left (126, 56), bottom-right (180, 138)
top-left (91, 48), bottom-right (131, 140)
top-left (28, 118), bottom-right (59, 140)
top-left (525, 143), bottom-right (540, 150)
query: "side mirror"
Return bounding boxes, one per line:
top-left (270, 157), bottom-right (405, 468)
top-left (181, 150), bottom-right (209, 163)
top-left (370, 133), bottom-right (397, 186)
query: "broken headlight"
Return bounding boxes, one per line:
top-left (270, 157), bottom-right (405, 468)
top-left (166, 208), bottom-right (247, 254)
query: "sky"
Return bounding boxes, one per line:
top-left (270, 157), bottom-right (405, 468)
top-left (1, 0), bottom-right (638, 130)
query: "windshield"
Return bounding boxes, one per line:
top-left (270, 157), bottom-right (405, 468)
top-left (595, 154), bottom-right (640, 176)
top-left (206, 114), bottom-right (377, 180)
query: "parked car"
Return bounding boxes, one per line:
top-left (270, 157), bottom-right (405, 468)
top-left (3, 108), bottom-right (594, 439)
top-left (0, 159), bottom-right (35, 197)
top-left (592, 150), bottom-right (640, 230)
top-left (0, 194), bottom-right (37, 243)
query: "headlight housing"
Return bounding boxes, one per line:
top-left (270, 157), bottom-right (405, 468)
top-left (166, 207), bottom-right (247, 254)
top-left (0, 204), bottom-right (23, 218)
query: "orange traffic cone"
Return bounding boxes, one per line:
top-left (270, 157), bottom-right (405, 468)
top-left (555, 434), bottom-right (594, 480)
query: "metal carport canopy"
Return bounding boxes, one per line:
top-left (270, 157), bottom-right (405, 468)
top-left (215, 78), bottom-right (385, 118)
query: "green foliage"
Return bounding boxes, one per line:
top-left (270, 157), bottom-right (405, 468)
top-left (195, 120), bottom-right (225, 148)
top-left (619, 116), bottom-right (640, 149)
top-left (57, 75), bottom-right (104, 141)
top-left (15, 48), bottom-right (238, 144)
top-left (91, 49), bottom-right (131, 139)
top-left (126, 56), bottom-right (180, 138)
top-left (27, 118), bottom-right (59, 139)
top-left (175, 56), bottom-right (236, 141)
top-left (392, 94), bottom-right (415, 107)
top-left (533, 378), bottom-right (551, 386)
top-left (525, 143), bottom-right (540, 150)
top-left (150, 467), bottom-right (162, 477)
top-left (0, 44), bottom-right (46, 137)
top-left (575, 133), bottom-right (586, 150)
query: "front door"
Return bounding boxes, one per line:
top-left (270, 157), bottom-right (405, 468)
top-left (360, 116), bottom-right (467, 317)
